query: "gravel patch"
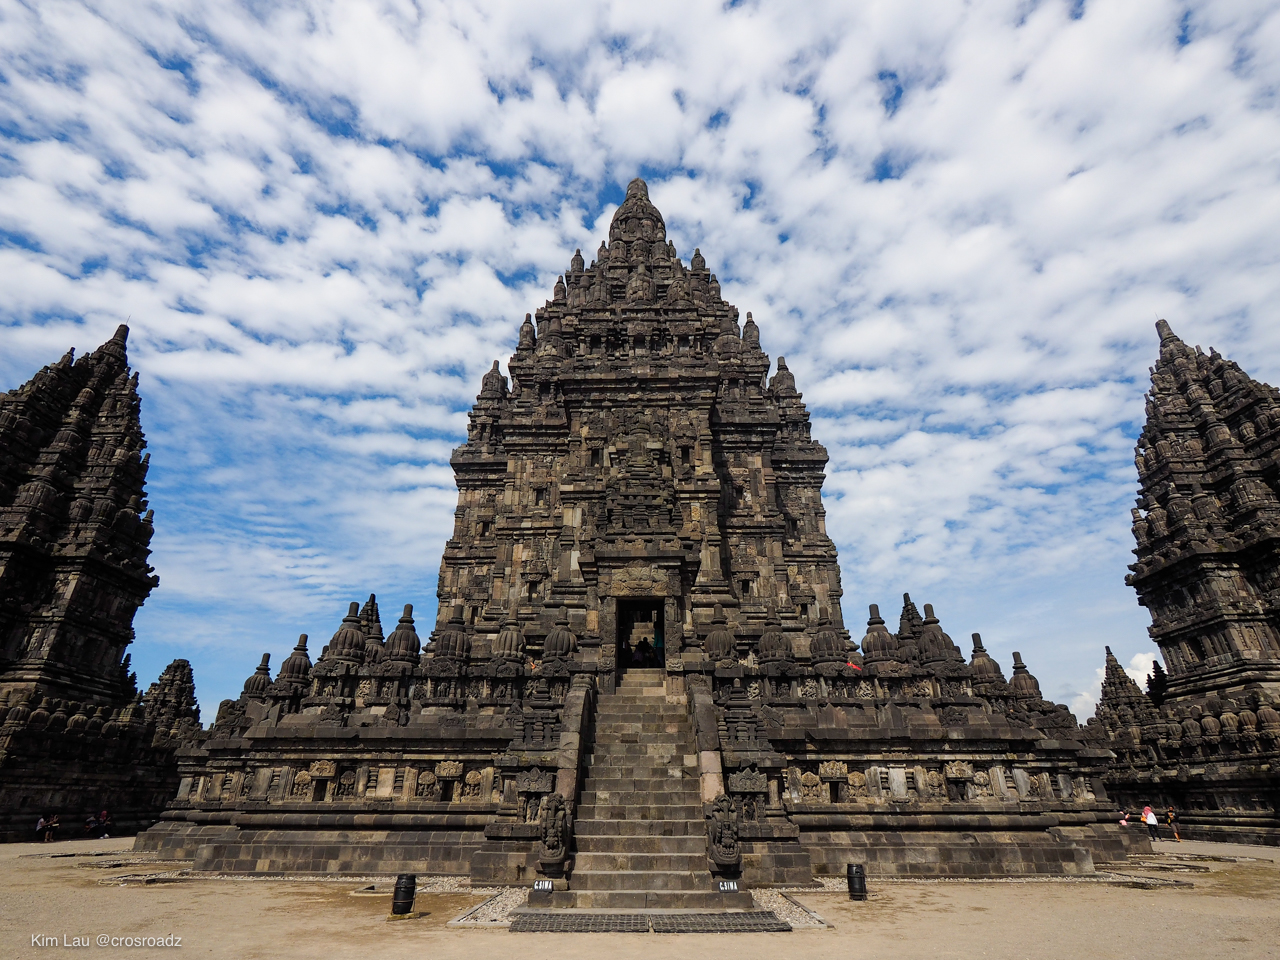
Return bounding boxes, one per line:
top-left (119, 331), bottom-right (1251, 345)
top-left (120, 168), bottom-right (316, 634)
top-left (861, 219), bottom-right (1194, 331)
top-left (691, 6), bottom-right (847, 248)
top-left (449, 887), bottom-right (527, 925)
top-left (751, 889), bottom-right (827, 928)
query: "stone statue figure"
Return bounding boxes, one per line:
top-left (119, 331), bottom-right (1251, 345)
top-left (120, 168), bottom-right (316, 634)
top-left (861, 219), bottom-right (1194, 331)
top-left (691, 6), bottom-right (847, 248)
top-left (705, 793), bottom-right (741, 873)
top-left (538, 792), bottom-right (570, 877)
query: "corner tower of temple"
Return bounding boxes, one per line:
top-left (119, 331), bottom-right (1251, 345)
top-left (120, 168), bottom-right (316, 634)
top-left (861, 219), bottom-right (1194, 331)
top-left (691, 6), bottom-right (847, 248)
top-left (440, 177), bottom-right (844, 680)
top-left (1089, 321), bottom-right (1280, 845)
top-left (0, 325), bottom-right (160, 706)
top-left (1127, 319), bottom-right (1280, 703)
top-left (0, 327), bottom-right (203, 842)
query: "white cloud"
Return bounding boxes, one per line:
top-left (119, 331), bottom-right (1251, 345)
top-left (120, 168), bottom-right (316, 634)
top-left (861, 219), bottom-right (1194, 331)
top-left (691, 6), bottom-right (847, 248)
top-left (2, 0), bottom-right (1278, 712)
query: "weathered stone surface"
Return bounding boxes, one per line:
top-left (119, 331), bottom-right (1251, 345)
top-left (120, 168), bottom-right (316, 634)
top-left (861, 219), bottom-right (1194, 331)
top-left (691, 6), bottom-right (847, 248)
top-left (138, 179), bottom-right (1138, 882)
top-left (0, 327), bottom-right (199, 839)
top-left (1089, 320), bottom-right (1280, 844)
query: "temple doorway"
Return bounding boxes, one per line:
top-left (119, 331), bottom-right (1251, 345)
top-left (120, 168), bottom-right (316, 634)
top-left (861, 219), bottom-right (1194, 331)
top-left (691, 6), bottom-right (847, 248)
top-left (617, 598), bottom-right (665, 671)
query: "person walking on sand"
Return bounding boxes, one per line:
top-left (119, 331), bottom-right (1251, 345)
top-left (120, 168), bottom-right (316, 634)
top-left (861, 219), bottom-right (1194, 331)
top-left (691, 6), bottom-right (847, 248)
top-left (1142, 805), bottom-right (1160, 841)
top-left (1166, 805), bottom-right (1182, 841)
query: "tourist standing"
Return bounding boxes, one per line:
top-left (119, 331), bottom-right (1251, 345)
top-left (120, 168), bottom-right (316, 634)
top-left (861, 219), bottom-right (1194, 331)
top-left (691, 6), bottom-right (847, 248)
top-left (1166, 806), bottom-right (1182, 841)
top-left (1142, 805), bottom-right (1160, 841)
top-left (43, 814), bottom-right (60, 841)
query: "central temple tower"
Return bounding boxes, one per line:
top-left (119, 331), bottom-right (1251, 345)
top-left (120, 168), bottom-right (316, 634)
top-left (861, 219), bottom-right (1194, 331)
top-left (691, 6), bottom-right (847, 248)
top-left (439, 178), bottom-right (843, 682)
top-left (141, 178), bottom-right (1139, 890)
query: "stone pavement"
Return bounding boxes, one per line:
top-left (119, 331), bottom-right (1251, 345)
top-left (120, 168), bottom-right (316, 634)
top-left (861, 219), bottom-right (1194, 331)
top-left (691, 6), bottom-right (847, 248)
top-left (2, 838), bottom-right (1278, 959)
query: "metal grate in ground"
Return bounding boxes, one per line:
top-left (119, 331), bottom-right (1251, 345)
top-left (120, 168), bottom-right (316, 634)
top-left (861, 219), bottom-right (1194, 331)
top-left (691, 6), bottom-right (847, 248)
top-left (651, 911), bottom-right (791, 933)
top-left (510, 913), bottom-right (651, 933)
top-left (509, 911), bottom-right (791, 933)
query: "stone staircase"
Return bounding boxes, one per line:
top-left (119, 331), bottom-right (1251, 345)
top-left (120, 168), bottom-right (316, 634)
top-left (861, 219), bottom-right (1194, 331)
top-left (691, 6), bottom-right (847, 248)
top-left (557, 668), bottom-right (750, 909)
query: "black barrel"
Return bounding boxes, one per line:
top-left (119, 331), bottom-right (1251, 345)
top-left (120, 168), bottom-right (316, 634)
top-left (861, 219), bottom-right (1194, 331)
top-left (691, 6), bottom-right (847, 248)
top-left (846, 863), bottom-right (867, 901)
top-left (391, 874), bottom-right (417, 915)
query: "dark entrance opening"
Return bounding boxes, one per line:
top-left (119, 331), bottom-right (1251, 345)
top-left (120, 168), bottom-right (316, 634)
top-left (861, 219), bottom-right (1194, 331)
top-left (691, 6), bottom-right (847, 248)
top-left (617, 599), bottom-right (665, 670)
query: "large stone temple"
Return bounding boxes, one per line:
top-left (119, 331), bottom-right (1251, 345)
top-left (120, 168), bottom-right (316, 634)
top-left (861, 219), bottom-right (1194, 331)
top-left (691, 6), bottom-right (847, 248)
top-left (1088, 321), bottom-right (1280, 844)
top-left (0, 327), bottom-right (201, 840)
top-left (137, 179), bottom-right (1141, 902)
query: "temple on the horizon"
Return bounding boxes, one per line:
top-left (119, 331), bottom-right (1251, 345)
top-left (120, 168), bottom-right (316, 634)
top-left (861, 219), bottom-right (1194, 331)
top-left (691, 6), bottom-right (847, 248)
top-left (0, 327), bottom-right (200, 840)
top-left (135, 179), bottom-right (1140, 903)
top-left (1088, 321), bottom-right (1280, 844)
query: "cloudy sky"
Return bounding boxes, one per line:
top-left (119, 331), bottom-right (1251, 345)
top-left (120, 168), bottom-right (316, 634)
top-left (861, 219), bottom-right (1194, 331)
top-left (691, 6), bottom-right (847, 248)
top-left (3, 1), bottom-right (1279, 718)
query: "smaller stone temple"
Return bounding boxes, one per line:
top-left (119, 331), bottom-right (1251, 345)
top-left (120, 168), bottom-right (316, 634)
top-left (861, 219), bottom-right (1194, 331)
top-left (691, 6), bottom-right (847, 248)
top-left (138, 180), bottom-right (1142, 895)
top-left (0, 327), bottom-right (201, 840)
top-left (1089, 321), bottom-right (1280, 844)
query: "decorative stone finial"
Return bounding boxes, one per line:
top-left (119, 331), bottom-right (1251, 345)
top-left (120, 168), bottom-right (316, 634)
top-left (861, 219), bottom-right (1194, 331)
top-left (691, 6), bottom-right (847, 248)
top-left (242, 654), bottom-right (272, 697)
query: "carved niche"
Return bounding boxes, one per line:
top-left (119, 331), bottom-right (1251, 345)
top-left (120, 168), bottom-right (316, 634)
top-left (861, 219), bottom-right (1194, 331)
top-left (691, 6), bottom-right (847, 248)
top-left (799, 771), bottom-right (825, 802)
top-left (290, 771), bottom-right (314, 800)
top-left (415, 770), bottom-right (441, 800)
top-left (727, 768), bottom-right (769, 793)
top-left (516, 767), bottom-right (556, 793)
top-left (309, 760), bottom-right (337, 779)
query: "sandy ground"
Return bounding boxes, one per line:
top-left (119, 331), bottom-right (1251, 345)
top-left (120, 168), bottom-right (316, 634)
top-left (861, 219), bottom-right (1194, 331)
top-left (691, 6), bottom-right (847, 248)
top-left (1, 838), bottom-right (1277, 959)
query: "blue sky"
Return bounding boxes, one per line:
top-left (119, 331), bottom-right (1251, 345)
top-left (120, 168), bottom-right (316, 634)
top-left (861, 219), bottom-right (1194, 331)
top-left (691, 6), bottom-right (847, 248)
top-left (2, 1), bottom-right (1279, 719)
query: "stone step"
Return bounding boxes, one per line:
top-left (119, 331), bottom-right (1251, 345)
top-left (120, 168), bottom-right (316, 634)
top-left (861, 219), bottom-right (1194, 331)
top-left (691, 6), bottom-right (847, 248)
top-left (585, 743), bottom-right (691, 757)
top-left (579, 792), bottom-right (699, 808)
top-left (583, 757), bottom-right (692, 771)
top-left (584, 757), bottom-right (698, 773)
top-left (581, 779), bottom-right (699, 791)
top-left (550, 890), bottom-right (753, 910)
top-left (598, 690), bottom-right (682, 699)
top-left (576, 804), bottom-right (704, 820)
top-left (581, 776), bottom-right (695, 792)
top-left (574, 818), bottom-right (704, 837)
top-left (573, 852), bottom-right (708, 872)
top-left (581, 771), bottom-right (693, 784)
top-left (581, 777), bottom-right (700, 791)
top-left (570, 869), bottom-right (711, 892)
top-left (567, 669), bottom-right (716, 906)
top-left (588, 744), bottom-right (693, 753)
top-left (590, 731), bottom-right (692, 741)
top-left (583, 768), bottom-right (698, 781)
top-left (582, 765), bottom-right (693, 776)
top-left (581, 788), bottom-right (701, 803)
top-left (586, 757), bottom-right (696, 773)
top-left (575, 834), bottom-right (706, 854)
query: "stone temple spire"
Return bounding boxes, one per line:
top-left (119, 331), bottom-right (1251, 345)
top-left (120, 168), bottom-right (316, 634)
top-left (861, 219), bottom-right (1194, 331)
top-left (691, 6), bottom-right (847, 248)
top-left (447, 173), bottom-right (842, 661)
top-left (1127, 318), bottom-right (1280, 703)
top-left (1090, 646), bottom-right (1158, 736)
top-left (0, 325), bottom-right (159, 706)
